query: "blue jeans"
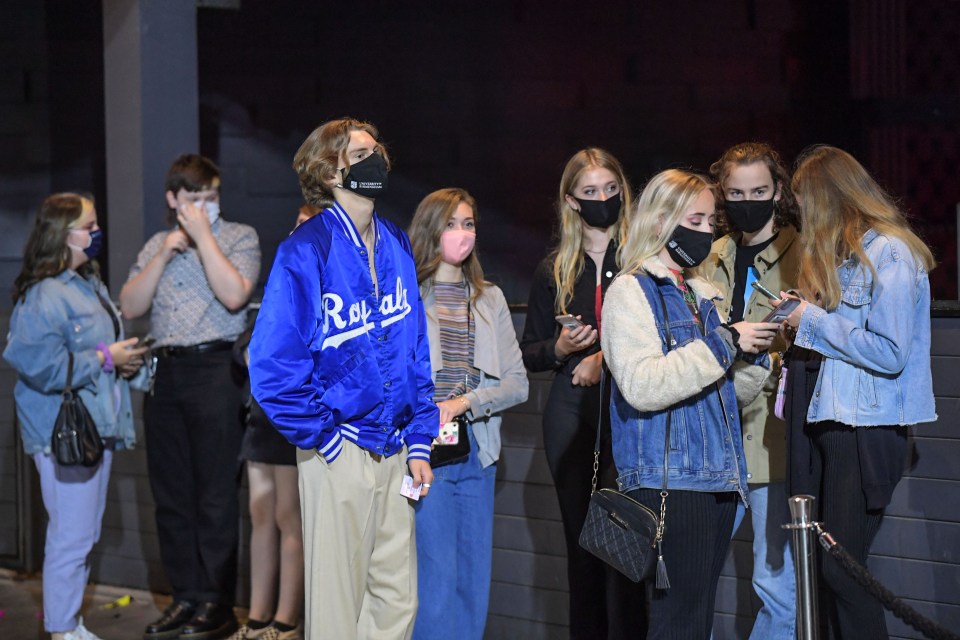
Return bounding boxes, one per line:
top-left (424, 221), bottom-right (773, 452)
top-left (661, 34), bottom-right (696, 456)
top-left (733, 482), bottom-right (796, 639)
top-left (412, 427), bottom-right (496, 640)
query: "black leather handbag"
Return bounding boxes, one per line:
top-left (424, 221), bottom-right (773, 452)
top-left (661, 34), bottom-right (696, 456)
top-left (51, 353), bottom-right (104, 467)
top-left (578, 287), bottom-right (674, 587)
top-left (430, 414), bottom-right (470, 468)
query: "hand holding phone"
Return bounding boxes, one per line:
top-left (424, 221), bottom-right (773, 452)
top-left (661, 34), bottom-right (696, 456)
top-left (555, 314), bottom-right (585, 330)
top-left (554, 314), bottom-right (597, 359)
top-left (762, 298), bottom-right (801, 323)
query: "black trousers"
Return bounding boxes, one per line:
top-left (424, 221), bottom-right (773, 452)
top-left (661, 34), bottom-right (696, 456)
top-left (627, 488), bottom-right (737, 640)
top-left (810, 422), bottom-right (899, 640)
top-left (542, 374), bottom-right (646, 640)
top-left (144, 349), bottom-right (243, 605)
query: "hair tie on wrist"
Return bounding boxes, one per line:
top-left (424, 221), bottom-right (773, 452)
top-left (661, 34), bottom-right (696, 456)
top-left (96, 341), bottom-right (114, 373)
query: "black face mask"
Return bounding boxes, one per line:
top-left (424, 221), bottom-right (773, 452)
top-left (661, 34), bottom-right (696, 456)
top-left (341, 153), bottom-right (388, 198)
top-left (725, 198), bottom-right (776, 233)
top-left (665, 225), bottom-right (714, 268)
top-left (574, 193), bottom-right (621, 229)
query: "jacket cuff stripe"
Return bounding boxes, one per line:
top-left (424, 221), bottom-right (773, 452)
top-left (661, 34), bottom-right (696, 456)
top-left (319, 429), bottom-right (343, 458)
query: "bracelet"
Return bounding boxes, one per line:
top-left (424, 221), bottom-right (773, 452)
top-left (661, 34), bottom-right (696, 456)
top-left (96, 341), bottom-right (114, 373)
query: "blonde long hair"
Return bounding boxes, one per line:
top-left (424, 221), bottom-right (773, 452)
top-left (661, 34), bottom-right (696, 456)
top-left (550, 148), bottom-right (631, 313)
top-left (620, 170), bottom-right (715, 275)
top-left (791, 145), bottom-right (935, 310)
top-left (409, 188), bottom-right (487, 306)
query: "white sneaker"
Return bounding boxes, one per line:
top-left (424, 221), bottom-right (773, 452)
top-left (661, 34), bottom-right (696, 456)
top-left (56, 617), bottom-right (103, 640)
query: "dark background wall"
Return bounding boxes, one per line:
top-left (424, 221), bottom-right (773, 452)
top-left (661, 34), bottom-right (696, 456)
top-left (1, 2), bottom-right (959, 638)
top-left (1, 0), bottom-right (957, 308)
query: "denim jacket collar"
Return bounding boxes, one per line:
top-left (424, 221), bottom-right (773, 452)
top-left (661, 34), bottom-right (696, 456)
top-left (641, 255), bottom-right (722, 302)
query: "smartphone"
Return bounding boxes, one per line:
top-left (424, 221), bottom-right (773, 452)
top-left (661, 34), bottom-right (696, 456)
top-left (136, 334), bottom-right (156, 348)
top-left (761, 298), bottom-right (801, 323)
top-left (751, 280), bottom-right (780, 301)
top-left (555, 314), bottom-right (585, 330)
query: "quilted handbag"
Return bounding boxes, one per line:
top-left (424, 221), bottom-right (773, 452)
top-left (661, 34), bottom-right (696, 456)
top-left (578, 284), bottom-right (676, 588)
top-left (579, 487), bottom-right (661, 583)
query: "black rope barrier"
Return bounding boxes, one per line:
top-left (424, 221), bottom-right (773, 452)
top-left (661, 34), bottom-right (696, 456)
top-left (814, 524), bottom-right (960, 640)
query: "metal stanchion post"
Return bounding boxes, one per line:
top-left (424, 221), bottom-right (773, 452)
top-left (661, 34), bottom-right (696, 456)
top-left (785, 495), bottom-right (819, 640)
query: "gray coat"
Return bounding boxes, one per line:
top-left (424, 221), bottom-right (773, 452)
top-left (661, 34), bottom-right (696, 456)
top-left (423, 282), bottom-right (529, 468)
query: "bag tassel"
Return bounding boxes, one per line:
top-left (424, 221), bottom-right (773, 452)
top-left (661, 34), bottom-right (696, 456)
top-left (655, 541), bottom-right (670, 590)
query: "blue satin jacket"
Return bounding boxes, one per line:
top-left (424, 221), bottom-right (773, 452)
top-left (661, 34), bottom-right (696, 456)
top-left (248, 203), bottom-right (438, 463)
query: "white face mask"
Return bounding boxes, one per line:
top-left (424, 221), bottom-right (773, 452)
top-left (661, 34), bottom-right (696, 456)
top-left (203, 201), bottom-right (221, 225)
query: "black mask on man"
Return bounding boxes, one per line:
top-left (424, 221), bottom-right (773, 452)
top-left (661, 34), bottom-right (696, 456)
top-left (725, 198), bottom-right (776, 233)
top-left (665, 225), bottom-right (713, 268)
top-left (574, 193), bottom-right (621, 229)
top-left (341, 153), bottom-right (388, 198)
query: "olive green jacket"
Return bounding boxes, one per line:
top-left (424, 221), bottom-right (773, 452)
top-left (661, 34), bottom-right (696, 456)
top-left (699, 225), bottom-right (801, 484)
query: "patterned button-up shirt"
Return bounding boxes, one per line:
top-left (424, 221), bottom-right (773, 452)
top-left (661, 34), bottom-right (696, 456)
top-left (128, 219), bottom-right (261, 347)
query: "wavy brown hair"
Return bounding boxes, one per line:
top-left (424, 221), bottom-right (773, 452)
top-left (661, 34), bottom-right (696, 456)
top-left (550, 148), bottom-right (632, 313)
top-left (792, 145), bottom-right (935, 310)
top-left (709, 141), bottom-right (800, 235)
top-left (293, 118), bottom-right (391, 209)
top-left (13, 193), bottom-right (98, 303)
top-left (409, 188), bottom-right (486, 307)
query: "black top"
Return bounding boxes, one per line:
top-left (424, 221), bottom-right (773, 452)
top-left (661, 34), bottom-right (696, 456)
top-left (520, 240), bottom-right (619, 376)
top-left (731, 234), bottom-right (776, 323)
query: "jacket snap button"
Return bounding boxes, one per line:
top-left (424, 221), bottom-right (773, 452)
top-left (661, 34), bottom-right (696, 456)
top-left (746, 434), bottom-right (753, 440)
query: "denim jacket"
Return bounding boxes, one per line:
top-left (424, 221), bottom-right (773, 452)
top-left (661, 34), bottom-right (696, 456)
top-left (795, 229), bottom-right (936, 427)
top-left (601, 259), bottom-right (770, 503)
top-left (4, 270), bottom-right (136, 454)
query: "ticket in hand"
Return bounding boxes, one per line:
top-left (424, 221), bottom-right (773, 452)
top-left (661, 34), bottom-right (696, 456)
top-left (400, 474), bottom-right (422, 501)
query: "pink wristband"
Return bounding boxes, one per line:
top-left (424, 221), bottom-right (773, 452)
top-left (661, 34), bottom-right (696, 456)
top-left (96, 341), bottom-right (114, 373)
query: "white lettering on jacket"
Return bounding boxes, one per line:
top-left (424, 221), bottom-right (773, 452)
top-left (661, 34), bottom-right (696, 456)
top-left (321, 277), bottom-right (412, 349)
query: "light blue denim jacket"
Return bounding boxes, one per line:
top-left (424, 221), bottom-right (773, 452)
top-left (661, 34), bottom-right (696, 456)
top-left (795, 229), bottom-right (936, 427)
top-left (3, 270), bottom-right (136, 454)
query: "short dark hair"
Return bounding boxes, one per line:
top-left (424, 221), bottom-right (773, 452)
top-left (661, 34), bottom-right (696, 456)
top-left (164, 154), bottom-right (220, 223)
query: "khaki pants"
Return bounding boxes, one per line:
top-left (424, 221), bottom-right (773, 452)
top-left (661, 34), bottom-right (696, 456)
top-left (297, 441), bottom-right (417, 640)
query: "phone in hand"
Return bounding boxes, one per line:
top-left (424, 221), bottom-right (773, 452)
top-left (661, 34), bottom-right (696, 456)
top-left (555, 314), bottom-right (585, 330)
top-left (136, 334), bottom-right (156, 349)
top-left (761, 298), bottom-right (801, 323)
top-left (751, 281), bottom-right (781, 301)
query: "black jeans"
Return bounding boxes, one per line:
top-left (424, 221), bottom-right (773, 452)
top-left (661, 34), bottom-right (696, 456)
top-left (810, 422), bottom-right (899, 640)
top-left (542, 374), bottom-right (646, 640)
top-left (144, 349), bottom-right (243, 605)
top-left (626, 488), bottom-right (736, 640)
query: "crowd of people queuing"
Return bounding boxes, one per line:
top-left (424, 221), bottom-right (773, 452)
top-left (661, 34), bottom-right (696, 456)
top-left (3, 115), bottom-right (937, 640)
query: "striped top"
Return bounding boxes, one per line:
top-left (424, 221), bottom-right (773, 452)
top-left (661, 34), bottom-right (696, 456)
top-left (433, 281), bottom-right (481, 401)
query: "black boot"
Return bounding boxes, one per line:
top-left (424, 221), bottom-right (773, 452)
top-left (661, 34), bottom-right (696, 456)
top-left (143, 600), bottom-right (196, 639)
top-left (179, 602), bottom-right (239, 639)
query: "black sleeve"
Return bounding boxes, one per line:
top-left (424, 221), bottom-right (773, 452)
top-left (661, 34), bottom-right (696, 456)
top-left (520, 259), bottom-right (562, 372)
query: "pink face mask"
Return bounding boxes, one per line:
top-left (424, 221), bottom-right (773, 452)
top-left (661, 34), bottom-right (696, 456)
top-left (440, 229), bottom-right (476, 265)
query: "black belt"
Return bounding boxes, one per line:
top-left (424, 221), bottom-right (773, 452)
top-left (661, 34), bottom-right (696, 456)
top-left (155, 340), bottom-right (234, 358)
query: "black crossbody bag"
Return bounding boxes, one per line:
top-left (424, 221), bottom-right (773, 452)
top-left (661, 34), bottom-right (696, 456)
top-left (578, 286), bottom-right (674, 588)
